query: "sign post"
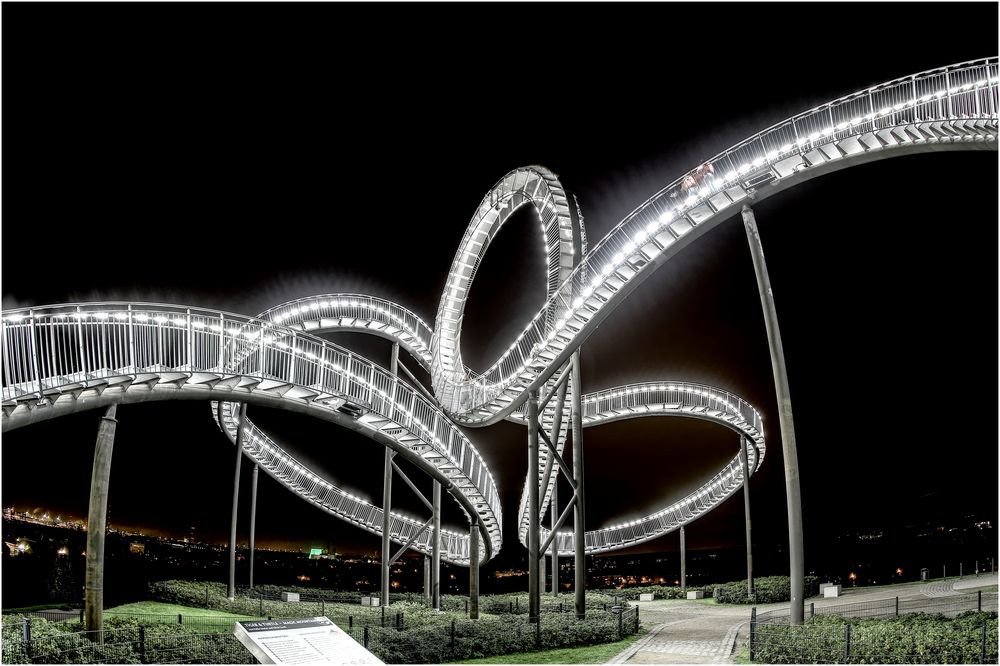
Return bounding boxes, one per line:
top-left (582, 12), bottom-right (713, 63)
top-left (234, 617), bottom-right (383, 664)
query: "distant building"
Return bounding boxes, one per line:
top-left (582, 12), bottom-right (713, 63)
top-left (130, 542), bottom-right (146, 554)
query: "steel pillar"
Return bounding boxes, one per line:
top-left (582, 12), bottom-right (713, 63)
top-left (228, 402), bottom-right (247, 600)
top-left (740, 437), bottom-right (754, 598)
top-left (423, 555), bottom-right (431, 603)
top-left (743, 204), bottom-right (804, 624)
top-left (469, 519), bottom-right (480, 620)
top-left (571, 350), bottom-right (586, 619)
top-left (381, 342), bottom-right (399, 607)
top-left (249, 463), bottom-right (258, 589)
top-left (680, 525), bottom-right (686, 593)
top-left (527, 389), bottom-right (541, 623)
top-left (84, 404), bottom-right (118, 640)
top-left (550, 481), bottom-right (559, 596)
top-left (381, 449), bottom-right (394, 607)
top-left (432, 480), bottom-right (441, 611)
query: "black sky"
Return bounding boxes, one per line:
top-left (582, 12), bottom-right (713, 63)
top-left (2, 4), bottom-right (997, 571)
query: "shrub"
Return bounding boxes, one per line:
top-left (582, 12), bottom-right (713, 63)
top-left (714, 575), bottom-right (818, 604)
top-left (751, 611), bottom-right (999, 664)
top-left (378, 609), bottom-right (627, 663)
top-left (595, 584), bottom-right (714, 601)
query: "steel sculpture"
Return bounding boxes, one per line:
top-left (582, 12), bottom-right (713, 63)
top-left (2, 59), bottom-right (996, 628)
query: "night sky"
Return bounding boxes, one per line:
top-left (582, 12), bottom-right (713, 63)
top-left (2, 4), bottom-right (997, 573)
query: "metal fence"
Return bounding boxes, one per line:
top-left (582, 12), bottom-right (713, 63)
top-left (758, 590), bottom-right (998, 623)
top-left (2, 621), bottom-right (256, 664)
top-left (345, 606), bottom-right (641, 663)
top-left (749, 591), bottom-right (999, 663)
top-left (3, 606), bottom-right (638, 664)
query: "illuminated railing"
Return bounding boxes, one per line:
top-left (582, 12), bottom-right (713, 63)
top-left (431, 58), bottom-right (999, 425)
top-left (257, 294), bottom-right (435, 368)
top-left (214, 402), bottom-right (476, 563)
top-left (0, 302), bottom-right (501, 564)
top-left (513, 381), bottom-right (765, 555)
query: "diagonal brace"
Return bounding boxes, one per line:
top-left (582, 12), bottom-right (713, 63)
top-left (538, 362), bottom-right (572, 413)
top-left (389, 516), bottom-right (433, 566)
top-left (539, 427), bottom-right (577, 492)
top-left (539, 499), bottom-right (576, 557)
top-left (538, 377), bottom-right (569, 515)
top-left (397, 359), bottom-right (436, 404)
top-left (391, 460), bottom-right (434, 513)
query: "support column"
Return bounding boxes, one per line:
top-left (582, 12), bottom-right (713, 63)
top-left (85, 404), bottom-right (118, 640)
top-left (680, 526), bottom-right (686, 593)
top-left (228, 402), bottom-right (247, 600)
top-left (381, 342), bottom-right (400, 607)
top-left (571, 350), bottom-right (586, 620)
top-left (550, 481), bottom-right (559, 596)
top-left (381, 449), bottom-right (394, 607)
top-left (740, 436), bottom-right (754, 598)
top-left (432, 480), bottom-right (441, 611)
top-left (742, 204), bottom-right (804, 625)
top-left (527, 389), bottom-right (541, 623)
top-left (423, 555), bottom-right (431, 603)
top-left (469, 519), bottom-right (480, 620)
top-left (249, 463), bottom-right (258, 589)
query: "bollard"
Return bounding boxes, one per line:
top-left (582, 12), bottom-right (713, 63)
top-left (321, 600), bottom-right (325, 616)
top-left (381, 605), bottom-right (385, 628)
top-left (749, 608), bottom-right (756, 662)
top-left (22, 618), bottom-right (32, 661)
top-left (465, 599), bottom-right (468, 614)
top-left (618, 607), bottom-right (624, 639)
top-left (515, 597), bottom-right (519, 613)
top-left (559, 602), bottom-right (563, 612)
top-left (961, 562), bottom-right (964, 578)
top-left (178, 614), bottom-right (183, 625)
top-left (895, 597), bottom-right (899, 617)
top-left (139, 626), bottom-right (146, 664)
top-left (509, 601), bottom-right (513, 613)
top-left (810, 602), bottom-right (814, 618)
top-left (349, 616), bottom-right (353, 629)
top-left (944, 564), bottom-right (947, 579)
top-left (978, 590), bottom-right (982, 612)
top-left (450, 619), bottom-right (456, 649)
top-left (206, 586), bottom-right (210, 608)
top-left (844, 624), bottom-right (851, 661)
top-left (259, 594), bottom-right (263, 617)
top-left (363, 626), bottom-right (369, 649)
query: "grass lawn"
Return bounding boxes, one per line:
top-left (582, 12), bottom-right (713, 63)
top-left (447, 630), bottom-right (646, 664)
top-left (105, 601), bottom-right (259, 619)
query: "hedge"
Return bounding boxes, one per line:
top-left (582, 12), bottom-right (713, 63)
top-left (378, 609), bottom-right (627, 663)
top-left (1, 615), bottom-right (252, 664)
top-left (595, 584), bottom-right (715, 601)
top-left (715, 576), bottom-right (819, 604)
top-left (752, 611), bottom-right (999, 663)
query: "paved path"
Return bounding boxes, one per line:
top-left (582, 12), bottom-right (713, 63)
top-left (607, 575), bottom-right (999, 664)
top-left (608, 600), bottom-right (749, 664)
